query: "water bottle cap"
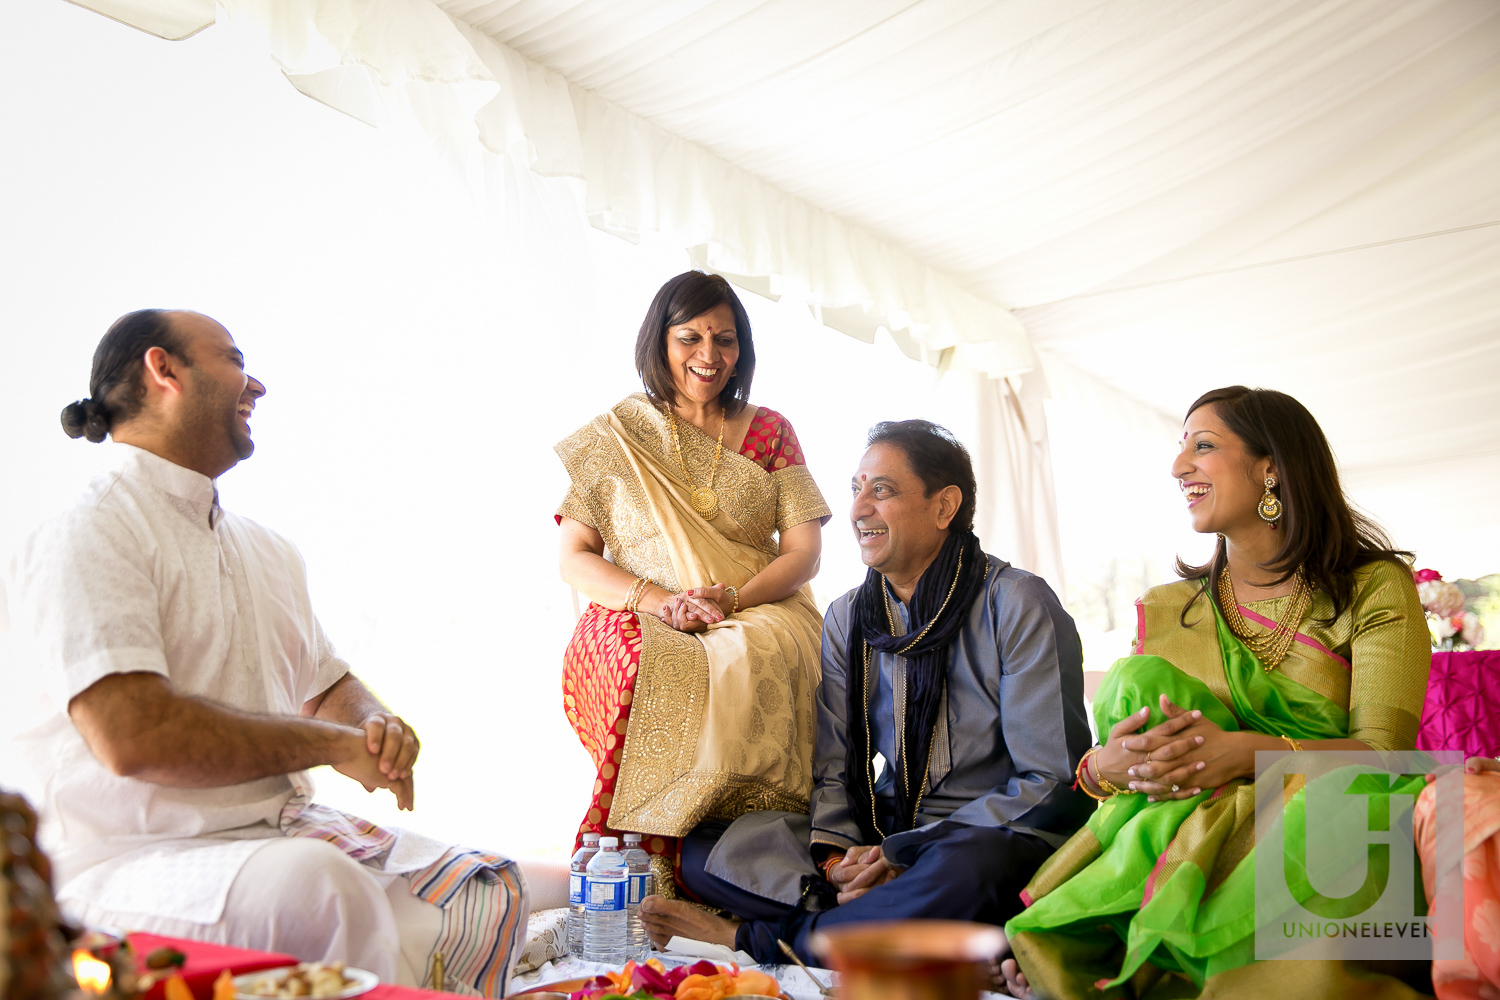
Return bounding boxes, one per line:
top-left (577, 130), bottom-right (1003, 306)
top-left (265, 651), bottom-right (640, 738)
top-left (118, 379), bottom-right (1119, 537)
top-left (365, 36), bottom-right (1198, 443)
top-left (623, 833), bottom-right (641, 843)
top-left (599, 836), bottom-right (619, 848)
top-left (582, 833), bottom-right (600, 843)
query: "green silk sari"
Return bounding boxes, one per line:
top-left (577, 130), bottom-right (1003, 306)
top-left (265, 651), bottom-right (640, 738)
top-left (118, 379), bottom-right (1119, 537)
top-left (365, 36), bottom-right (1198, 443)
top-left (1005, 582), bottom-right (1428, 999)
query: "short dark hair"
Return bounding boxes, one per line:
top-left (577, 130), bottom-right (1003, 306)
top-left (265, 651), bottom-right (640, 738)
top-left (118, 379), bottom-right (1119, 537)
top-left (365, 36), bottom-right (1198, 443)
top-left (866, 419), bottom-right (977, 534)
top-left (1176, 386), bottom-right (1410, 621)
top-left (60, 309), bottom-right (192, 442)
top-left (634, 271), bottom-right (755, 417)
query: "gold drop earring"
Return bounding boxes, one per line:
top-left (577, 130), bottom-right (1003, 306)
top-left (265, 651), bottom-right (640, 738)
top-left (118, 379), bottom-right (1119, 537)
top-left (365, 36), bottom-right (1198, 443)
top-left (1257, 476), bottom-right (1283, 525)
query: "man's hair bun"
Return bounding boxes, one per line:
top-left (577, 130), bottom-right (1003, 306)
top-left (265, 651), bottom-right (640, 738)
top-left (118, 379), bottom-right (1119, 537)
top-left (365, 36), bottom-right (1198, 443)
top-left (65, 309), bottom-right (189, 444)
top-left (60, 397), bottom-right (111, 443)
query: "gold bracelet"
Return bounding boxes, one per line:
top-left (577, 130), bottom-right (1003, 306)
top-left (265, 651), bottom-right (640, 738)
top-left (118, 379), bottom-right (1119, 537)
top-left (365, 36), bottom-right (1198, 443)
top-left (625, 577), bottom-right (647, 613)
top-left (1279, 734), bottom-right (1303, 753)
top-left (723, 585), bottom-right (740, 615)
top-left (1076, 747), bottom-right (1111, 801)
top-left (1093, 755), bottom-right (1127, 796)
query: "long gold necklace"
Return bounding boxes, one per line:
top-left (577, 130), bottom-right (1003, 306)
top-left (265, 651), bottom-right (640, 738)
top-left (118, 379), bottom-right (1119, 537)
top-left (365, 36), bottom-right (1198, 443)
top-left (666, 407), bottom-right (725, 519)
top-left (1216, 566), bottom-right (1312, 672)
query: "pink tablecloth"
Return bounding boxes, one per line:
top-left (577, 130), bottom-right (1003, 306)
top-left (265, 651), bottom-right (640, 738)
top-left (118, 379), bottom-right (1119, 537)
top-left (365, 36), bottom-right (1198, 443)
top-left (128, 933), bottom-right (295, 1000)
top-left (125, 935), bottom-right (462, 1000)
top-left (1418, 649), bottom-right (1500, 759)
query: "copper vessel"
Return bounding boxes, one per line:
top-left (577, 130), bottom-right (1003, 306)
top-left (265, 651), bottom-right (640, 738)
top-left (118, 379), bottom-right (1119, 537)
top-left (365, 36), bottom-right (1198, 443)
top-left (811, 920), bottom-right (1006, 1000)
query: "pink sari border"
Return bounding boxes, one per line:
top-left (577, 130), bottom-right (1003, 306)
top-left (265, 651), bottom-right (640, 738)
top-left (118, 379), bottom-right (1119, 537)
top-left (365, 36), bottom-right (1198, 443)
top-left (1141, 844), bottom-right (1171, 906)
top-left (1235, 605), bottom-right (1350, 670)
top-left (1141, 787), bottom-right (1229, 906)
top-left (1135, 599), bottom-right (1147, 655)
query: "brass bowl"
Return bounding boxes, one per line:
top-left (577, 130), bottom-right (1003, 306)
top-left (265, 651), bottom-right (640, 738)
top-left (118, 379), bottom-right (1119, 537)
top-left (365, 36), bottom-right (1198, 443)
top-left (811, 920), bottom-right (1005, 1000)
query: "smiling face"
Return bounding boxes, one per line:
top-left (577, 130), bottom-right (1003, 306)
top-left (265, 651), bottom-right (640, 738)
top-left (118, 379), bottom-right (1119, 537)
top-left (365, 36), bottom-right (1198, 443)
top-left (1172, 403), bottom-right (1275, 536)
top-left (850, 442), bottom-right (959, 586)
top-left (170, 311), bottom-right (266, 473)
top-left (664, 303), bottom-right (739, 410)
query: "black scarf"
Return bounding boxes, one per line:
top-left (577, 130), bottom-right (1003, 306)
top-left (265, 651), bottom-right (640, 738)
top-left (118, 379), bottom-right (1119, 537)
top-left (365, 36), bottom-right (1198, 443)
top-left (844, 530), bottom-right (990, 844)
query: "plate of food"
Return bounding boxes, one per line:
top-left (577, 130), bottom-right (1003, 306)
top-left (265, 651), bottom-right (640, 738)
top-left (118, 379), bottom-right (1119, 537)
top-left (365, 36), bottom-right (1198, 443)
top-left (507, 959), bottom-right (786, 1000)
top-left (233, 963), bottom-right (377, 1000)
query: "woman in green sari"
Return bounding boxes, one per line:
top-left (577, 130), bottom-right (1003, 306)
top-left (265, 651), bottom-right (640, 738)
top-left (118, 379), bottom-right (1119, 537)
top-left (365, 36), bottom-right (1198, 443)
top-left (1001, 386), bottom-right (1431, 999)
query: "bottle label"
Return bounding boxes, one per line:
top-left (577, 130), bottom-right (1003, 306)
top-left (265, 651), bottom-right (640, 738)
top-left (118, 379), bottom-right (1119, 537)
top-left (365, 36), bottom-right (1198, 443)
top-left (628, 873), bottom-right (653, 905)
top-left (569, 873), bottom-right (585, 905)
top-left (585, 876), bottom-right (626, 911)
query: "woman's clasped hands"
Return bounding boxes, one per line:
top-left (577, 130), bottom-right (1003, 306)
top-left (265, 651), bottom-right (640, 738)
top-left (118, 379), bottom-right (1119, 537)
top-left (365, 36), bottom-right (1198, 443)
top-left (658, 584), bottom-right (731, 633)
top-left (1094, 694), bottom-right (1246, 802)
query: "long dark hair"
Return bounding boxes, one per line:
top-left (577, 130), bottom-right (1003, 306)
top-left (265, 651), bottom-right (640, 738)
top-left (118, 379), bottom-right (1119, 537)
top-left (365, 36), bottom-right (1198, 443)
top-left (634, 271), bottom-right (754, 417)
top-left (1176, 386), bottom-right (1409, 622)
top-left (60, 309), bottom-right (190, 442)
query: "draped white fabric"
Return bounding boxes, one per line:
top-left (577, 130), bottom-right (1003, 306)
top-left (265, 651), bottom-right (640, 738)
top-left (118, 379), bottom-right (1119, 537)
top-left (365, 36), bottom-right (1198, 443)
top-left (57, 0), bottom-right (1500, 579)
top-left (75, 0), bottom-right (1037, 381)
top-left (62, 0), bottom-right (1069, 591)
top-left (443, 0), bottom-right (1500, 575)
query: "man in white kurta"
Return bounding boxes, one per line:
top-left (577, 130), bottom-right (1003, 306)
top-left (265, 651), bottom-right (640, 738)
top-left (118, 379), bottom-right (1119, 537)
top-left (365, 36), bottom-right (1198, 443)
top-left (7, 309), bottom-right (527, 996)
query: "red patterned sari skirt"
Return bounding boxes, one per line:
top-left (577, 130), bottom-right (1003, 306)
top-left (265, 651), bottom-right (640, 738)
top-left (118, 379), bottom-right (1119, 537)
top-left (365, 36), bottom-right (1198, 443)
top-left (562, 603), bottom-right (682, 888)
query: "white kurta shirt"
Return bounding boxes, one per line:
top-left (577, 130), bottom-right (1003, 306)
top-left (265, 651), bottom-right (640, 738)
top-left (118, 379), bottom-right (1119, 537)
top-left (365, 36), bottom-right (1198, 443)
top-left (7, 444), bottom-right (350, 920)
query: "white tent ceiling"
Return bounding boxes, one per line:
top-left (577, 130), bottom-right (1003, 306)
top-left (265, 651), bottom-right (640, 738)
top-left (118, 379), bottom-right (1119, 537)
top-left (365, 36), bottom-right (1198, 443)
top-left (68, 0), bottom-right (1500, 554)
top-left (443, 0), bottom-right (1500, 481)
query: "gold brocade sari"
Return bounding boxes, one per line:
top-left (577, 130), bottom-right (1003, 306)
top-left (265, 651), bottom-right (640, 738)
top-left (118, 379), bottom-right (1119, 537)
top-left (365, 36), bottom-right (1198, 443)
top-left (1008, 559), bottom-right (1432, 999)
top-left (555, 395), bottom-right (830, 882)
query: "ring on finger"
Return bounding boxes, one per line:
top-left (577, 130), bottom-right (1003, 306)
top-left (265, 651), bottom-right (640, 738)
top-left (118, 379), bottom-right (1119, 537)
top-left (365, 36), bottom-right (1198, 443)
top-left (1171, 784), bottom-right (1180, 793)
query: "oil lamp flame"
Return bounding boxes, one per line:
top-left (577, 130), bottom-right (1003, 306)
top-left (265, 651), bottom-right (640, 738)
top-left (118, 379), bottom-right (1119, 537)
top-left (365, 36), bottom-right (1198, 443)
top-left (73, 950), bottom-right (113, 995)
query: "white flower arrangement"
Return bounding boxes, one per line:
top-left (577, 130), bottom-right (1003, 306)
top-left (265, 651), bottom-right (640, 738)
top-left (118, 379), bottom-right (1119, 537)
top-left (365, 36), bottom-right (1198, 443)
top-left (1415, 568), bottom-right (1487, 650)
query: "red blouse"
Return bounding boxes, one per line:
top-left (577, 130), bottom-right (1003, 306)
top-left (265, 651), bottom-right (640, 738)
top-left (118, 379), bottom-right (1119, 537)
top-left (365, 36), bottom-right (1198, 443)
top-left (738, 407), bottom-right (808, 471)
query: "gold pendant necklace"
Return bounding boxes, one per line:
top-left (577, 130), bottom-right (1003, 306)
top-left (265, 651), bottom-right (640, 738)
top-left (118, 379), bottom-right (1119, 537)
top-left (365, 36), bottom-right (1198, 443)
top-left (1216, 566), bottom-right (1312, 672)
top-left (666, 407), bottom-right (725, 519)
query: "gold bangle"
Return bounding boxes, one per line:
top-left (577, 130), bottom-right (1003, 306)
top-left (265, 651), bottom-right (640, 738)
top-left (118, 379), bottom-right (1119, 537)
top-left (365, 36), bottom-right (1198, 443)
top-left (1093, 758), bottom-right (1126, 796)
top-left (625, 577), bottom-right (647, 613)
top-left (1092, 748), bottom-right (1135, 795)
top-left (1076, 747), bottom-right (1110, 801)
top-left (1279, 734), bottom-right (1303, 753)
top-left (723, 585), bottom-right (740, 615)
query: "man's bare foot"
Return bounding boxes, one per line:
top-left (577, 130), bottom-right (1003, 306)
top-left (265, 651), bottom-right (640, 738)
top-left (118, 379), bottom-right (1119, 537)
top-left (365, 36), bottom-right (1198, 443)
top-left (997, 958), bottom-right (1032, 998)
top-left (638, 895), bottom-right (742, 949)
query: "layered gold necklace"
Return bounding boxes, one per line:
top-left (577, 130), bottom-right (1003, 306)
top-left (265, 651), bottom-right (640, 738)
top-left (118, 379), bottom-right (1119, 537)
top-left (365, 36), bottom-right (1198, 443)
top-left (666, 407), bottom-right (725, 519)
top-left (1216, 566), bottom-right (1312, 672)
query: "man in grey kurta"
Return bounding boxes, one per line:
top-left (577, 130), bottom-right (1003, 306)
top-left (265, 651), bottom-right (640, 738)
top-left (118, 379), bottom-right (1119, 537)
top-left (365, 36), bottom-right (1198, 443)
top-left (639, 419), bottom-right (1092, 964)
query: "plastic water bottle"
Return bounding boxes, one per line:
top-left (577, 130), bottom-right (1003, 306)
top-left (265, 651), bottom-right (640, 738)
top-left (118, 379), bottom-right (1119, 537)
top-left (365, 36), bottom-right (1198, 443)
top-left (583, 837), bottom-right (629, 964)
top-left (621, 833), bottom-right (655, 960)
top-left (567, 833), bottom-right (600, 958)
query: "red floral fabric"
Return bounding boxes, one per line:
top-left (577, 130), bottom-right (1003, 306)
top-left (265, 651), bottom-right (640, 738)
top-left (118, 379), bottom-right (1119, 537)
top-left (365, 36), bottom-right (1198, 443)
top-left (738, 407), bottom-right (807, 471)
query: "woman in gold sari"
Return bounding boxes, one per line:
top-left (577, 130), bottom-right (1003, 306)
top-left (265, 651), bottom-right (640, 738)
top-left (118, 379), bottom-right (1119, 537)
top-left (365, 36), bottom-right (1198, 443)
top-left (555, 271), bottom-right (831, 892)
top-left (1000, 386), bottom-right (1431, 999)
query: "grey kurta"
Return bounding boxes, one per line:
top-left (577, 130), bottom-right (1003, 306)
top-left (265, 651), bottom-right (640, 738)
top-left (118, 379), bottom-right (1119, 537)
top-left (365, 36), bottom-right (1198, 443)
top-left (705, 554), bottom-right (1094, 903)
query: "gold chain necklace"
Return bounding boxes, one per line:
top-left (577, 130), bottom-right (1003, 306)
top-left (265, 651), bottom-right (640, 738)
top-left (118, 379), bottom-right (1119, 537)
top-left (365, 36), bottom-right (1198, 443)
top-left (666, 407), bottom-right (725, 519)
top-left (1216, 566), bottom-right (1312, 672)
